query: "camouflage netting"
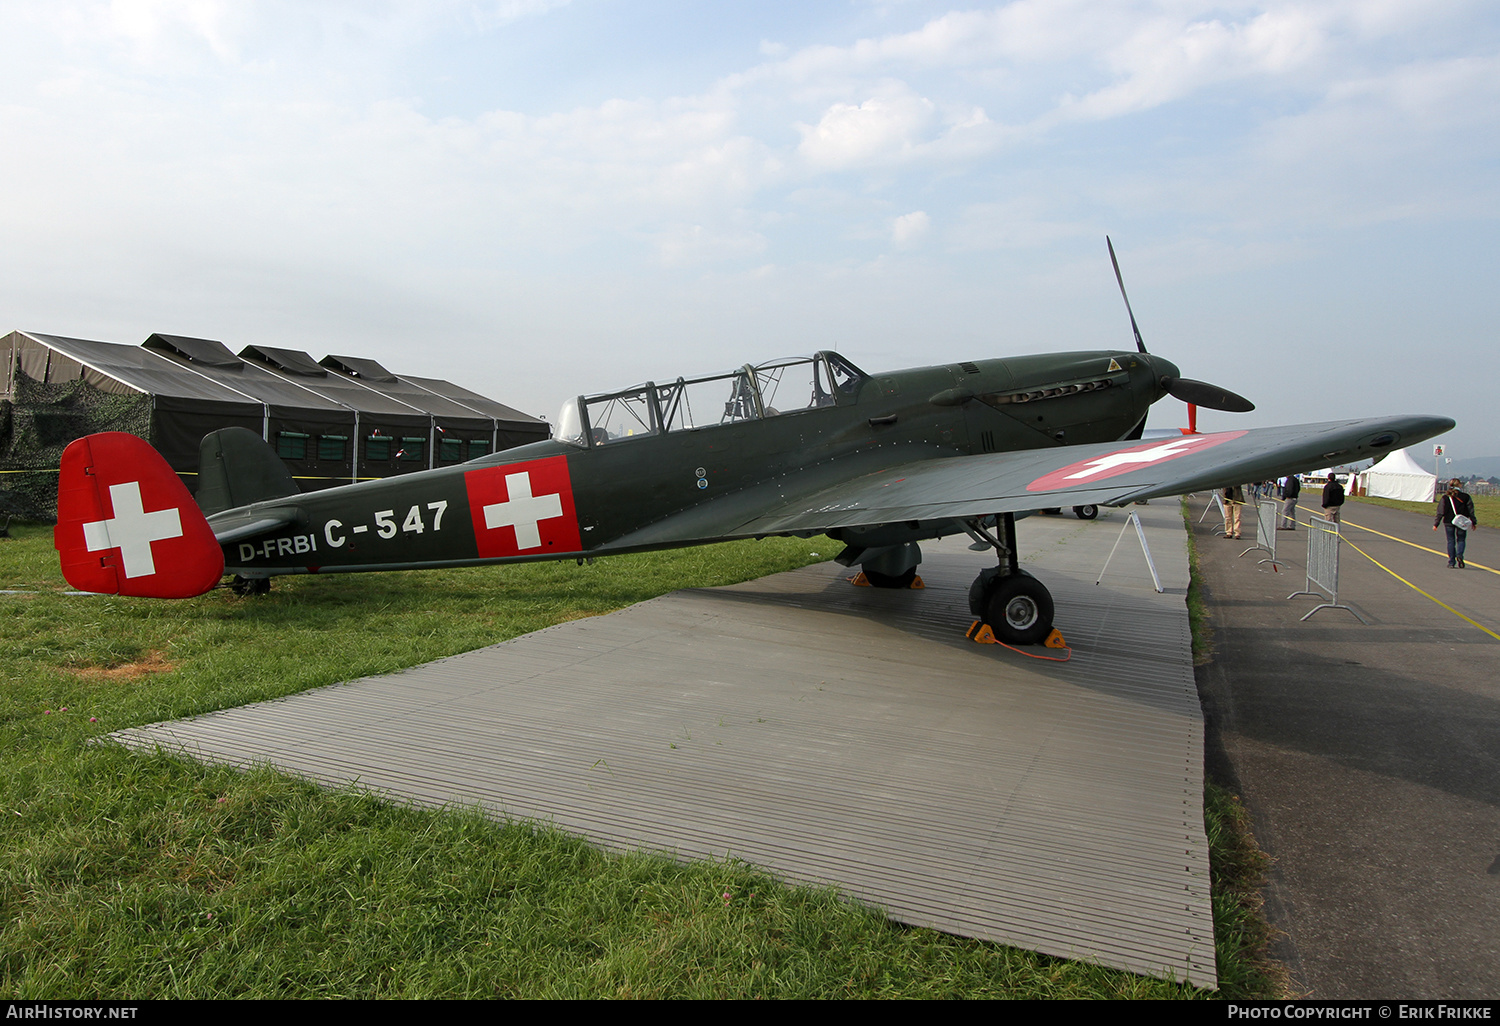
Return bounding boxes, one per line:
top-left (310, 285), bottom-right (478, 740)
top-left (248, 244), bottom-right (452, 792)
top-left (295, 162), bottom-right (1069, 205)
top-left (0, 372), bottom-right (152, 522)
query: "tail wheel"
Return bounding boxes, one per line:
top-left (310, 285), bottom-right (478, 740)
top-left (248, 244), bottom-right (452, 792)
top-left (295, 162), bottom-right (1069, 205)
top-left (230, 575), bottom-right (271, 596)
top-left (984, 573), bottom-right (1055, 646)
top-left (1074, 504), bottom-right (1099, 520)
top-left (863, 567), bottom-right (917, 589)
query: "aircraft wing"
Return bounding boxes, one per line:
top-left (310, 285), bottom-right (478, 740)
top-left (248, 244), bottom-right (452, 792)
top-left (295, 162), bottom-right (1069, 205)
top-left (615, 415), bottom-right (1451, 545)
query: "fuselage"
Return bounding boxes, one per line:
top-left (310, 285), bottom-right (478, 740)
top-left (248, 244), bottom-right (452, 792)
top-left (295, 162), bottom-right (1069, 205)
top-left (218, 350), bottom-right (1174, 577)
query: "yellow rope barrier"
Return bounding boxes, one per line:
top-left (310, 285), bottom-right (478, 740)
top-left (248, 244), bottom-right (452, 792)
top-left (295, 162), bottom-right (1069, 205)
top-left (1338, 513), bottom-right (1495, 576)
top-left (1200, 495), bottom-right (1497, 641)
top-left (1334, 532), bottom-right (1500, 642)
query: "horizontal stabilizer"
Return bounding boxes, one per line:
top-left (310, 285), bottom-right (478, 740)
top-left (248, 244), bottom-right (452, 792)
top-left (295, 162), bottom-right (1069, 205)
top-left (207, 508), bottom-right (301, 544)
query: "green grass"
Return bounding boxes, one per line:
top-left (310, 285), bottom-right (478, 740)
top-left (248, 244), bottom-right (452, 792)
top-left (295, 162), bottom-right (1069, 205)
top-left (1202, 785), bottom-right (1284, 999)
top-left (3, 522), bottom-right (1261, 998)
top-left (1181, 498), bottom-right (1215, 666)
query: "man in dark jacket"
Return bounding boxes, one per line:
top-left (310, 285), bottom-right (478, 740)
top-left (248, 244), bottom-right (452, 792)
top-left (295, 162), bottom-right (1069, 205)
top-left (1435, 479), bottom-right (1479, 569)
top-left (1280, 474), bottom-right (1301, 530)
top-left (1322, 475), bottom-right (1346, 523)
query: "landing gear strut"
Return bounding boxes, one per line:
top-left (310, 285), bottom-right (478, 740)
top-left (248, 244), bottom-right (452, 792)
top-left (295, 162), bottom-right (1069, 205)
top-left (965, 513), bottom-right (1056, 645)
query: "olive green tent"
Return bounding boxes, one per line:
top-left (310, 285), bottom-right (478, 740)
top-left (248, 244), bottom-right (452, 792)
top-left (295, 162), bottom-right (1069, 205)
top-left (1, 330), bottom-right (547, 520)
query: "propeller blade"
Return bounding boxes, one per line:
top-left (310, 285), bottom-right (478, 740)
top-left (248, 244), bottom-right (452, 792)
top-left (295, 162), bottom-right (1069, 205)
top-left (1107, 236), bottom-right (1148, 354)
top-left (1164, 377), bottom-right (1255, 413)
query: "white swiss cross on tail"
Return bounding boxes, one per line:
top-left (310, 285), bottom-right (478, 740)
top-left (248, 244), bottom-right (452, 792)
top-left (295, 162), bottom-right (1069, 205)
top-left (55, 433), bottom-right (225, 598)
top-left (82, 481), bottom-right (183, 578)
top-left (465, 456), bottom-right (582, 558)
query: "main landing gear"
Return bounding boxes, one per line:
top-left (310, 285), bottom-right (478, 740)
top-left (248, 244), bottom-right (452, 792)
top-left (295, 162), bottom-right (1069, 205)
top-left (963, 513), bottom-right (1057, 646)
top-left (1041, 504), bottom-right (1098, 520)
top-left (832, 518), bottom-right (1058, 645)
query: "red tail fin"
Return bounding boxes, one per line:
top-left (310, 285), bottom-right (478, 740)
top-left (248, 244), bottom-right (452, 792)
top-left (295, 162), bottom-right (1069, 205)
top-left (54, 433), bottom-right (224, 598)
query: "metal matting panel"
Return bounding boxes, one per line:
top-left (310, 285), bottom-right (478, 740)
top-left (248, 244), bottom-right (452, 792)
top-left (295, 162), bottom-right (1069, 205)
top-left (110, 501), bottom-right (1213, 986)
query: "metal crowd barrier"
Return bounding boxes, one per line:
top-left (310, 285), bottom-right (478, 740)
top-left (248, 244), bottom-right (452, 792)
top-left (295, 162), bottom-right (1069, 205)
top-left (1241, 499), bottom-right (1283, 570)
top-left (1288, 515), bottom-right (1367, 623)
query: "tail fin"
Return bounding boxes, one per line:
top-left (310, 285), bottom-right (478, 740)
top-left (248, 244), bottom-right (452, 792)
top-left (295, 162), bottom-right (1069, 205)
top-left (55, 433), bottom-right (224, 598)
top-left (195, 427), bottom-right (299, 516)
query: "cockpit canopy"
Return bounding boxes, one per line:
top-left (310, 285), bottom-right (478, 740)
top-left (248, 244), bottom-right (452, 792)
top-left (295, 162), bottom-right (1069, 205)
top-left (556, 352), bottom-right (867, 448)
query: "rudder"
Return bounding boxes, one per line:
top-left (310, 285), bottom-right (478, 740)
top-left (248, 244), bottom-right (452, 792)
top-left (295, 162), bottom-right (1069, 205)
top-left (195, 427), bottom-right (300, 516)
top-left (55, 433), bottom-right (224, 598)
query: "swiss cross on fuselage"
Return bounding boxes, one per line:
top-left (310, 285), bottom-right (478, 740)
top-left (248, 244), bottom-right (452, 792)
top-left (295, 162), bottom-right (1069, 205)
top-left (464, 456), bottom-right (582, 559)
top-left (81, 481), bottom-right (184, 578)
top-left (483, 471), bottom-right (563, 550)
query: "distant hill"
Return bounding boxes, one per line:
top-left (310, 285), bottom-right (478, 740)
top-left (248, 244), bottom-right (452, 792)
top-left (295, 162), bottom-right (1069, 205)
top-left (1450, 457), bottom-right (1500, 480)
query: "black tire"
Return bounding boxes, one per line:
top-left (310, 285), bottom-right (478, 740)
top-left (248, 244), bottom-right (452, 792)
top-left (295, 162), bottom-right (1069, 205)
top-left (1041, 507), bottom-right (1062, 515)
top-left (984, 573), bottom-right (1055, 646)
top-left (864, 567), bottom-right (917, 589)
top-left (1073, 504), bottom-right (1098, 520)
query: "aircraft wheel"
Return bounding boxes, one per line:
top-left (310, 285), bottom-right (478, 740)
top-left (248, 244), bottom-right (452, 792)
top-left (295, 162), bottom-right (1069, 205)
top-left (984, 573), bottom-right (1054, 646)
top-left (1073, 504), bottom-right (1099, 520)
top-left (230, 575), bottom-right (270, 596)
top-left (1041, 507), bottom-right (1062, 515)
top-left (864, 567), bottom-right (917, 589)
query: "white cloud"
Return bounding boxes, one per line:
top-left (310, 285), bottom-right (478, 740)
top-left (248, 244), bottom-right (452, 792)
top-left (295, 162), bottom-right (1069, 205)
top-left (654, 223), bottom-right (769, 268)
top-left (797, 84), bottom-right (936, 169)
top-left (1055, 7), bottom-right (1329, 122)
top-left (470, 0), bottom-right (571, 30)
top-left (891, 210), bottom-right (929, 245)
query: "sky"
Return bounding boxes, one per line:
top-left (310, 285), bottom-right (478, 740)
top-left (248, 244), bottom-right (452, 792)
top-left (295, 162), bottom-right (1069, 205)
top-left (2, 0), bottom-right (1497, 458)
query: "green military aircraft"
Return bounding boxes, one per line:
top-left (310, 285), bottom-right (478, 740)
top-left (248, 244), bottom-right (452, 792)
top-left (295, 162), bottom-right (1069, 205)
top-left (54, 246), bottom-right (1454, 644)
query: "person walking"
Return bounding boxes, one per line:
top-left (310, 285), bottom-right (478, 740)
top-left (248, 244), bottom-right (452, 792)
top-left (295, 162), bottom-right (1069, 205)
top-left (1434, 478), bottom-right (1478, 569)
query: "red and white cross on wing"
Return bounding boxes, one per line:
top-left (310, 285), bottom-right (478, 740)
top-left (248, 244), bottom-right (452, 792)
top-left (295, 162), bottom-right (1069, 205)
top-left (1026, 430), bottom-right (1246, 492)
top-left (464, 456), bottom-right (582, 558)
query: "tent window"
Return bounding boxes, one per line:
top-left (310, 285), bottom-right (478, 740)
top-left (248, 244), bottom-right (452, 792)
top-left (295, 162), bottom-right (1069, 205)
top-left (276, 431), bottom-right (309, 460)
top-left (440, 437), bottom-right (464, 462)
top-left (468, 439), bottom-right (490, 459)
top-left (318, 435), bottom-right (347, 461)
top-left (365, 436), bottom-right (391, 461)
top-left (400, 437), bottom-right (426, 463)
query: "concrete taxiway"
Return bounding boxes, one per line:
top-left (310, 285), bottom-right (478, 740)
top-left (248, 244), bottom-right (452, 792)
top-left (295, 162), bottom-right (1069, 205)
top-left (1190, 495), bottom-right (1499, 999)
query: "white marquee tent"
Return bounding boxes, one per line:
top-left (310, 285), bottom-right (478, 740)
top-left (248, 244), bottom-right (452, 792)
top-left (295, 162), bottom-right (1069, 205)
top-left (1359, 447), bottom-right (1438, 503)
